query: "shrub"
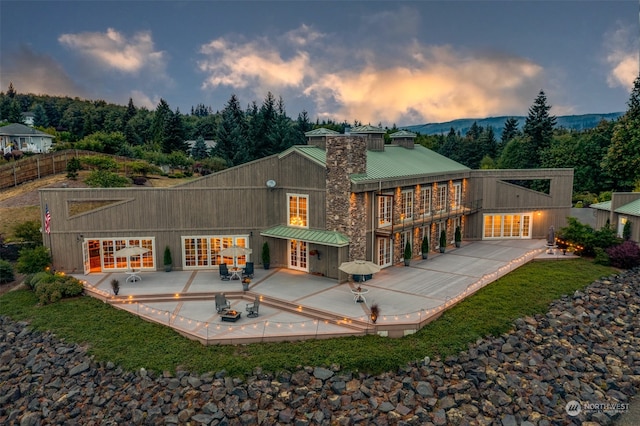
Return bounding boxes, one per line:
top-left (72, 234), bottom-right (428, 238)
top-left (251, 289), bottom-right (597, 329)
top-left (13, 220), bottom-right (43, 245)
top-left (439, 230), bottom-right (447, 249)
top-left (403, 241), bottom-right (412, 260)
top-left (16, 246), bottom-right (51, 274)
top-left (34, 273), bottom-right (84, 305)
top-left (623, 221), bottom-right (632, 241)
top-left (85, 170), bottom-right (130, 188)
top-left (0, 259), bottom-right (14, 283)
top-left (606, 241), bottom-right (640, 269)
top-left (593, 247), bottom-right (610, 266)
top-left (164, 246), bottom-right (172, 266)
top-left (421, 235), bottom-right (429, 254)
top-left (66, 157), bottom-right (82, 179)
top-left (80, 155), bottom-right (119, 171)
top-left (127, 161), bottom-right (161, 177)
top-left (26, 271), bottom-right (56, 290)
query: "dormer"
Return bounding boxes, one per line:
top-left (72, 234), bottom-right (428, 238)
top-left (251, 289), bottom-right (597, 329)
top-left (389, 130), bottom-right (416, 149)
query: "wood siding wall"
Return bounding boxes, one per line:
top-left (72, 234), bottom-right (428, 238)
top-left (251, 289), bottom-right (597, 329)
top-left (40, 152), bottom-right (328, 273)
top-left (465, 168), bottom-right (574, 240)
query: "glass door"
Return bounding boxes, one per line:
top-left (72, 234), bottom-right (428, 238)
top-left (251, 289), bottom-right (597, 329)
top-left (289, 240), bottom-right (308, 272)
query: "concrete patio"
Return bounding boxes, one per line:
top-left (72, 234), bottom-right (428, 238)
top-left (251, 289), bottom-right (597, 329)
top-left (79, 239), bottom-right (573, 345)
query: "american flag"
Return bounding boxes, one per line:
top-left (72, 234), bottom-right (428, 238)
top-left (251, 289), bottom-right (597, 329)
top-left (44, 204), bottom-right (51, 235)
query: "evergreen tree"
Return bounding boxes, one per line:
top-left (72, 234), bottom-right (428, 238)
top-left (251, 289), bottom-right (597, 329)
top-left (7, 99), bottom-right (23, 123)
top-left (151, 98), bottom-right (172, 147)
top-left (6, 82), bottom-right (16, 98)
top-left (249, 92), bottom-right (277, 159)
top-left (191, 136), bottom-right (209, 160)
top-left (523, 90), bottom-right (556, 167)
top-left (295, 110), bottom-right (312, 144)
top-left (32, 104), bottom-right (49, 127)
top-left (501, 117), bottom-right (520, 143)
top-left (124, 98), bottom-right (137, 123)
top-left (215, 94), bottom-right (247, 166)
top-left (162, 108), bottom-right (187, 154)
top-left (601, 76), bottom-right (640, 190)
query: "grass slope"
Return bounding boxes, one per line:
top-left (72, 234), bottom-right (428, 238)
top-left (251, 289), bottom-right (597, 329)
top-left (0, 259), bottom-right (616, 377)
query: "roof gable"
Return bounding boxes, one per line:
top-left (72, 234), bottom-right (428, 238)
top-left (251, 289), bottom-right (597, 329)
top-left (615, 198), bottom-right (640, 216)
top-left (0, 123), bottom-right (52, 137)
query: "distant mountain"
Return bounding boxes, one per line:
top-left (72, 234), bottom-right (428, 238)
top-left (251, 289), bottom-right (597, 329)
top-left (402, 112), bottom-right (625, 137)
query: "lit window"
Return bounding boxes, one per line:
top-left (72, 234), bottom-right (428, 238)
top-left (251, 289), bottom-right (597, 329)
top-left (422, 187), bottom-right (431, 216)
top-left (452, 183), bottom-right (461, 210)
top-left (401, 189), bottom-right (413, 220)
top-left (377, 194), bottom-right (392, 227)
top-left (437, 184), bottom-right (447, 212)
top-left (288, 194), bottom-right (308, 228)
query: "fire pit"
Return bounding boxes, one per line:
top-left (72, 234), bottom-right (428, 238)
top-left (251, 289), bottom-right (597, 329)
top-left (220, 310), bottom-right (241, 322)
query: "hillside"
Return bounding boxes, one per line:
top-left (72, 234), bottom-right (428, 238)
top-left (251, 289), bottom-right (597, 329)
top-left (402, 112), bottom-right (624, 137)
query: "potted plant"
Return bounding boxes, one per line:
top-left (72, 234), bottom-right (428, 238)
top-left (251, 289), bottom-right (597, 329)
top-left (163, 246), bottom-right (172, 272)
top-left (110, 278), bottom-right (120, 295)
top-left (455, 226), bottom-right (462, 248)
top-left (439, 230), bottom-right (447, 253)
top-left (242, 276), bottom-right (251, 291)
top-left (261, 241), bottom-right (270, 270)
top-left (421, 235), bottom-right (429, 259)
top-left (403, 241), bottom-right (412, 266)
top-left (369, 303), bottom-right (380, 324)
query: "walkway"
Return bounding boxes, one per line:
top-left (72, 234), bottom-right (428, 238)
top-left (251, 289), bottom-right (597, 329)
top-left (79, 239), bottom-right (572, 344)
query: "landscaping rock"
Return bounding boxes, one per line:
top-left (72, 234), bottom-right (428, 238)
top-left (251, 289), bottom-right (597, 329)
top-left (2, 267), bottom-right (640, 424)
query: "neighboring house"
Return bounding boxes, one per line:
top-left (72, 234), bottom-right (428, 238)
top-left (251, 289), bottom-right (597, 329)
top-left (0, 123), bottom-right (54, 154)
top-left (590, 192), bottom-right (640, 241)
top-left (21, 112), bottom-right (35, 126)
top-left (185, 139), bottom-right (217, 152)
top-left (39, 127), bottom-right (573, 280)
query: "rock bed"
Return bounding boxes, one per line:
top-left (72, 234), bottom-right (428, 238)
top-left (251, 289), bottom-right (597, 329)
top-left (2, 268), bottom-right (640, 425)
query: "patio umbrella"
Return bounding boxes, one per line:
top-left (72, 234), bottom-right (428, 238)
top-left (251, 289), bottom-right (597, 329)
top-left (219, 245), bottom-right (253, 267)
top-left (547, 226), bottom-right (555, 246)
top-left (339, 260), bottom-right (381, 282)
top-left (113, 246), bottom-right (150, 258)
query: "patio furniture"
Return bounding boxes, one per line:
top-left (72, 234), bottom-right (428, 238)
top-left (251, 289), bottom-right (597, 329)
top-left (220, 310), bottom-right (241, 322)
top-left (215, 293), bottom-right (231, 313)
top-left (125, 269), bottom-right (141, 283)
top-left (229, 267), bottom-right (242, 280)
top-left (219, 264), bottom-right (231, 281)
top-left (246, 296), bottom-right (260, 318)
top-left (242, 262), bottom-right (254, 278)
top-left (351, 287), bottom-right (369, 303)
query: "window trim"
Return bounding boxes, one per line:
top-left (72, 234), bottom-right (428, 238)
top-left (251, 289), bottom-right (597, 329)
top-left (287, 193), bottom-right (309, 229)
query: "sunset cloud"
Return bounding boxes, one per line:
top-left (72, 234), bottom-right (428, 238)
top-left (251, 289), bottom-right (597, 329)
top-left (604, 23), bottom-right (638, 90)
top-left (198, 24), bottom-right (545, 123)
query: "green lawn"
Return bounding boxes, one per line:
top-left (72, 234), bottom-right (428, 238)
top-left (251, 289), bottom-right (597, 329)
top-left (0, 259), bottom-right (616, 377)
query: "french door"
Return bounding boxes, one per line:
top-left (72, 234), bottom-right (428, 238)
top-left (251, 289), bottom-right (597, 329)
top-left (289, 240), bottom-right (308, 271)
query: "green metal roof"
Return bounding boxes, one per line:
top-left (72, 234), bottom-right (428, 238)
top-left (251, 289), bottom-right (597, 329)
top-left (590, 201), bottom-right (612, 211)
top-left (287, 145), bottom-right (469, 183)
top-left (305, 128), bottom-right (340, 136)
top-left (261, 225), bottom-right (350, 247)
top-left (389, 130), bottom-right (416, 138)
top-left (615, 198), bottom-right (640, 216)
top-left (350, 125), bottom-right (386, 134)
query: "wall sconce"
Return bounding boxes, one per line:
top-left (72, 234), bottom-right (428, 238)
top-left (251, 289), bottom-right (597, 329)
top-left (76, 234), bottom-right (84, 242)
top-left (310, 250), bottom-right (321, 260)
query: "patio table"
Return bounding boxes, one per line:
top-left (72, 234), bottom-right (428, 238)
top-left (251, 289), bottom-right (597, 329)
top-left (229, 267), bottom-right (242, 280)
top-left (125, 270), bottom-right (141, 283)
top-left (351, 288), bottom-right (369, 303)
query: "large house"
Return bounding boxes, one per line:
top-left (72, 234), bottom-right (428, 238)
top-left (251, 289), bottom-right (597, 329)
top-left (39, 126), bottom-right (573, 280)
top-left (0, 123), bottom-right (54, 154)
top-left (590, 193), bottom-right (640, 241)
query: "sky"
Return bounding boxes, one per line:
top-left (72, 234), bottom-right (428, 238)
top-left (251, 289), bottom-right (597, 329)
top-left (1, 1), bottom-right (639, 127)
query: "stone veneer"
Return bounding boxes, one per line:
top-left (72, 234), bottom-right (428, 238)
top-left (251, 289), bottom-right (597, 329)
top-left (325, 136), bottom-right (367, 260)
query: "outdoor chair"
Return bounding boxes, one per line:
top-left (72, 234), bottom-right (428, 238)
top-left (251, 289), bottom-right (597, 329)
top-left (215, 293), bottom-right (231, 313)
top-left (246, 296), bottom-right (260, 318)
top-left (242, 262), bottom-right (254, 278)
top-left (219, 264), bottom-right (231, 281)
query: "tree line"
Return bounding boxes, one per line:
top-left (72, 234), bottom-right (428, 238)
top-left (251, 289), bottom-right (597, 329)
top-left (1, 79), bottom-right (639, 199)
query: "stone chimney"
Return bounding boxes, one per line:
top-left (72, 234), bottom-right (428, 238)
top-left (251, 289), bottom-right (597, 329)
top-left (325, 135), bottom-right (367, 259)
